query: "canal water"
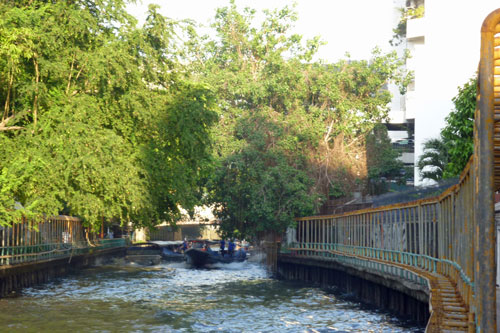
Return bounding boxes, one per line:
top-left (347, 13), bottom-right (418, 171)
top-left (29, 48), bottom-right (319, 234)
top-left (0, 260), bottom-right (423, 332)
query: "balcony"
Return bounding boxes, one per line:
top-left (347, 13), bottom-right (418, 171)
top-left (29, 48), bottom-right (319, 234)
top-left (406, 17), bottom-right (425, 41)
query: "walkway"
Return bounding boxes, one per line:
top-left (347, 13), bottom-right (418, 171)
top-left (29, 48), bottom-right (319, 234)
top-left (286, 246), bottom-right (470, 332)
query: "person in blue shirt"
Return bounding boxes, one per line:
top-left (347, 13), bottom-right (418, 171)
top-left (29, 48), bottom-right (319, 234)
top-left (181, 239), bottom-right (188, 253)
top-left (228, 240), bottom-right (235, 257)
top-left (219, 239), bottom-right (225, 256)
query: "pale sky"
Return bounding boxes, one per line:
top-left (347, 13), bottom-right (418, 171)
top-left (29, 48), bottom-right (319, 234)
top-left (127, 0), bottom-right (400, 63)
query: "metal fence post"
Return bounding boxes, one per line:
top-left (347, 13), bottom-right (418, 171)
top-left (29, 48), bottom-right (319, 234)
top-left (474, 9), bottom-right (500, 332)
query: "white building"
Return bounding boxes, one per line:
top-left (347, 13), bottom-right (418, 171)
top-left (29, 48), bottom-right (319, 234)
top-left (391, 0), bottom-right (498, 185)
top-left (387, 0), bottom-right (410, 125)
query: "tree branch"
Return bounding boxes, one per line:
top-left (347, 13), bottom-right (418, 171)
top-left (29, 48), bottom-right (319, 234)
top-left (3, 69), bottom-right (14, 122)
top-left (33, 54), bottom-right (40, 129)
top-left (0, 126), bottom-right (23, 132)
top-left (66, 54), bottom-right (76, 95)
top-left (0, 109), bottom-right (31, 132)
top-left (0, 114), bottom-right (23, 131)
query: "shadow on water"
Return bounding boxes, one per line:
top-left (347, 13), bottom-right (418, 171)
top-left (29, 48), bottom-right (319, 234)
top-left (0, 259), bottom-right (424, 332)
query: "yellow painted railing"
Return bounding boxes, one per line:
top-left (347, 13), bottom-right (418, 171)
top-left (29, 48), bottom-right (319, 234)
top-left (289, 8), bottom-right (500, 332)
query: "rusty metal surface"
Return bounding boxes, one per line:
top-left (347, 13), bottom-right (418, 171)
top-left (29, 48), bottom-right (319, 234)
top-left (476, 8), bottom-right (500, 333)
top-left (288, 9), bottom-right (500, 332)
top-left (290, 153), bottom-right (476, 331)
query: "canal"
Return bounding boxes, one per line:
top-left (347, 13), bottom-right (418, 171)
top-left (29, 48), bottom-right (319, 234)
top-left (0, 259), bottom-right (423, 332)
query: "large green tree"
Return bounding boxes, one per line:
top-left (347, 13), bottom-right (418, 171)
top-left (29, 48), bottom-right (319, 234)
top-left (0, 1), bottom-right (217, 228)
top-left (0, 0), bottom-right (410, 238)
top-left (192, 2), bottom-right (409, 238)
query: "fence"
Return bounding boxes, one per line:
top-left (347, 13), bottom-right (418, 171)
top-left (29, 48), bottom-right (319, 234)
top-left (291, 158), bottom-right (473, 322)
top-left (149, 225), bottom-right (182, 241)
top-left (287, 8), bottom-right (500, 332)
top-left (0, 216), bottom-right (126, 266)
top-left (149, 224), bottom-right (220, 241)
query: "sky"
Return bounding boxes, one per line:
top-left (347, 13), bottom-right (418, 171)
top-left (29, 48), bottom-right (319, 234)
top-left (126, 0), bottom-right (400, 63)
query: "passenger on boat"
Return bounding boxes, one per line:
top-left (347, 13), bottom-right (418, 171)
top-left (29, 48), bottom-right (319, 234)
top-left (228, 240), bottom-right (235, 257)
top-left (182, 239), bottom-right (188, 253)
top-left (220, 239), bottom-right (225, 256)
top-left (235, 247), bottom-right (246, 259)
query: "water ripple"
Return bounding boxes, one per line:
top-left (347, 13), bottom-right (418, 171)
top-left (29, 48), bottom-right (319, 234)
top-left (0, 260), bottom-right (423, 332)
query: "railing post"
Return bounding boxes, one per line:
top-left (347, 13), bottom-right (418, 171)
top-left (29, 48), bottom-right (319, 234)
top-left (474, 9), bottom-right (500, 332)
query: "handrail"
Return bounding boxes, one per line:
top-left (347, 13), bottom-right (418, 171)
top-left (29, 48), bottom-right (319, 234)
top-left (475, 7), bottom-right (500, 332)
top-left (0, 217), bottom-right (126, 266)
top-left (289, 9), bottom-right (500, 331)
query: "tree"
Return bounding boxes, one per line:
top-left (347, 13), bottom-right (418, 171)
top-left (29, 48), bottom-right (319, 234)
top-left (441, 77), bottom-right (476, 178)
top-left (416, 77), bottom-right (476, 183)
top-left (390, 4), bottom-right (425, 46)
top-left (417, 138), bottom-right (449, 182)
top-left (207, 112), bottom-right (318, 238)
top-left (193, 2), bottom-right (409, 238)
top-left (0, 1), bottom-right (217, 229)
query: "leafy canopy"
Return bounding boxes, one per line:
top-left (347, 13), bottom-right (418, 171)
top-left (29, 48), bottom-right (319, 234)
top-left (0, 0), bottom-right (410, 239)
top-left (192, 1), bottom-right (409, 238)
top-left (366, 124), bottom-right (404, 194)
top-left (0, 1), bottom-right (217, 229)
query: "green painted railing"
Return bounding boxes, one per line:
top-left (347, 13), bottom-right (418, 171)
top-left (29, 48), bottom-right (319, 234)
top-left (0, 239), bottom-right (127, 266)
top-left (284, 242), bottom-right (472, 289)
top-left (0, 216), bottom-right (127, 266)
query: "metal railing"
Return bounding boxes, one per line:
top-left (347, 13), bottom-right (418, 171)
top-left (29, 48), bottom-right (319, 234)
top-left (287, 8), bottom-right (500, 332)
top-left (282, 242), bottom-right (428, 286)
top-left (291, 159), bottom-right (473, 306)
top-left (0, 216), bottom-right (126, 266)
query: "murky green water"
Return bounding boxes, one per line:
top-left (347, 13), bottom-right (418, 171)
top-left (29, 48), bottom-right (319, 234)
top-left (0, 259), bottom-right (423, 332)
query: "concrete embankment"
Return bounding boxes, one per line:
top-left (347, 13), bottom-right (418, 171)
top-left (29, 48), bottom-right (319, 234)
top-left (0, 247), bottom-right (126, 297)
top-left (277, 254), bottom-right (430, 325)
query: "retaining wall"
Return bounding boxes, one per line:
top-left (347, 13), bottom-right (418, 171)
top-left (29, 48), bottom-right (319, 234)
top-left (0, 246), bottom-right (126, 297)
top-left (278, 254), bottom-right (430, 324)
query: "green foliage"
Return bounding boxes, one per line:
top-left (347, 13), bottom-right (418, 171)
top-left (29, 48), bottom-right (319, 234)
top-left (141, 82), bottom-right (218, 224)
top-left (417, 77), bottom-right (476, 183)
top-left (441, 77), bottom-right (476, 178)
top-left (328, 182), bottom-right (346, 199)
top-left (0, 1), bottom-right (410, 239)
top-left (390, 5), bottom-right (425, 46)
top-left (208, 133), bottom-right (317, 238)
top-left (0, 1), bottom-right (217, 228)
top-left (193, 2), bottom-right (409, 237)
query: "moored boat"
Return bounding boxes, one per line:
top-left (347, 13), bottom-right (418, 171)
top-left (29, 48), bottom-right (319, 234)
top-left (149, 240), bottom-right (185, 261)
top-left (125, 242), bottom-right (162, 265)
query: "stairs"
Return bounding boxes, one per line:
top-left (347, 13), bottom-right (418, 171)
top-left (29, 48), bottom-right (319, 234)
top-left (433, 278), bottom-right (469, 332)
